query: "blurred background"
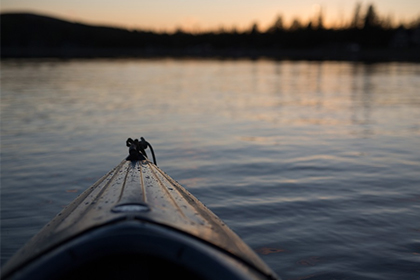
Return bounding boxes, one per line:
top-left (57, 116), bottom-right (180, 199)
top-left (1, 0), bottom-right (420, 60)
top-left (1, 1), bottom-right (420, 280)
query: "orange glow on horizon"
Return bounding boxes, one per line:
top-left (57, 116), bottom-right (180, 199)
top-left (1, 1), bottom-right (419, 32)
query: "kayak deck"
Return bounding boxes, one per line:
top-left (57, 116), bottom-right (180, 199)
top-left (2, 159), bottom-right (278, 280)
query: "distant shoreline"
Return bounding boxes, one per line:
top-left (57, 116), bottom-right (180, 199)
top-left (2, 12), bottom-right (420, 62)
top-left (2, 47), bottom-right (420, 62)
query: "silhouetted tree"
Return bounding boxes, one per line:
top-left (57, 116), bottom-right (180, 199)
top-left (351, 3), bottom-right (362, 29)
top-left (268, 15), bottom-right (284, 33)
top-left (250, 22), bottom-right (259, 34)
top-left (363, 4), bottom-right (380, 29)
top-left (316, 8), bottom-right (324, 30)
top-left (289, 18), bottom-right (303, 31)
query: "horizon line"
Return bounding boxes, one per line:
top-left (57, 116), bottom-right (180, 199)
top-left (2, 5), bottom-right (419, 34)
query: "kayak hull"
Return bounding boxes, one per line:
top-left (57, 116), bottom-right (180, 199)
top-left (2, 159), bottom-right (279, 280)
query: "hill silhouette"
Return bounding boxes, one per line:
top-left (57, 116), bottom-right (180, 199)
top-left (1, 12), bottom-right (420, 61)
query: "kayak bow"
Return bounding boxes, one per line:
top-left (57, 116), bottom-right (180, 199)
top-left (2, 138), bottom-right (279, 280)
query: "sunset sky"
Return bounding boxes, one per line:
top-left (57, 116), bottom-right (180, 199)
top-left (1, 0), bottom-right (419, 32)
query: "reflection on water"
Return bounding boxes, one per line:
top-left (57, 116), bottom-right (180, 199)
top-left (1, 59), bottom-right (420, 280)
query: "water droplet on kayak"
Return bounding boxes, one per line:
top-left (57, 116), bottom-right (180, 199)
top-left (112, 203), bottom-right (150, 213)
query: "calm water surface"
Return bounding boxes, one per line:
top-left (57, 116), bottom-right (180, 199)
top-left (1, 59), bottom-right (420, 280)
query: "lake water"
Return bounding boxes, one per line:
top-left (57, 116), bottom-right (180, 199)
top-left (1, 59), bottom-right (420, 280)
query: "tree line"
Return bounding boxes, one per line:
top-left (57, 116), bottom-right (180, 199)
top-left (1, 3), bottom-right (419, 60)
